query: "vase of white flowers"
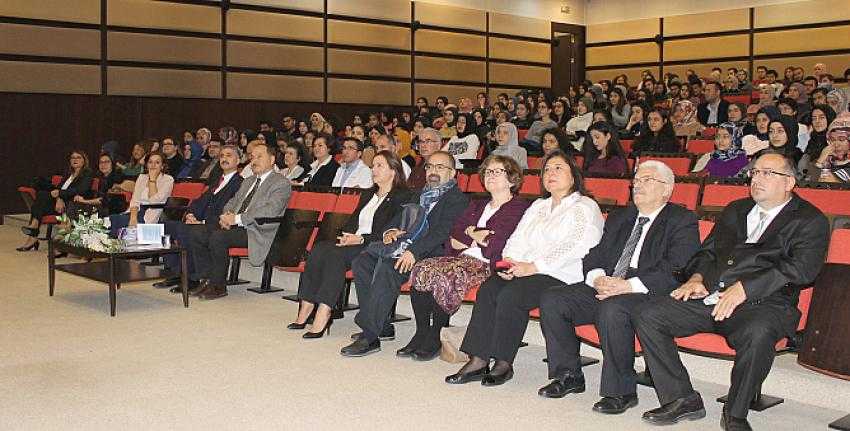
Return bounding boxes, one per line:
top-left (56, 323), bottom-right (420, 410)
top-left (55, 212), bottom-right (123, 253)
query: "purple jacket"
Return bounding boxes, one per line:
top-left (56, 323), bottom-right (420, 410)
top-left (446, 195), bottom-right (531, 271)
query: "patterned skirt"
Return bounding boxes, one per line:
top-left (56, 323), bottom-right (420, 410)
top-left (410, 254), bottom-right (491, 315)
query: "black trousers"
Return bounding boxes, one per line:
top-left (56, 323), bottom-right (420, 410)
top-left (460, 274), bottom-right (563, 363)
top-left (634, 296), bottom-right (796, 418)
top-left (540, 284), bottom-right (650, 397)
top-left (162, 220), bottom-right (196, 277)
top-left (188, 224), bottom-right (247, 287)
top-left (30, 190), bottom-right (58, 221)
top-left (351, 252), bottom-right (408, 342)
top-left (298, 240), bottom-right (365, 307)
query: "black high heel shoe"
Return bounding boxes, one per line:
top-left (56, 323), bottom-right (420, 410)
top-left (21, 226), bottom-right (39, 237)
top-left (16, 241), bottom-right (40, 252)
top-left (302, 318), bottom-right (333, 339)
top-left (287, 322), bottom-right (307, 330)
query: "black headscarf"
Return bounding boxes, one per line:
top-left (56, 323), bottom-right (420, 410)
top-left (755, 106), bottom-right (781, 140)
top-left (766, 115), bottom-right (802, 162)
top-left (456, 112), bottom-right (476, 138)
top-left (806, 104), bottom-right (837, 159)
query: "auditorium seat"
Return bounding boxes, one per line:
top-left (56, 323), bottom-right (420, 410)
top-left (585, 177), bottom-right (631, 206)
top-left (519, 175), bottom-right (541, 195)
top-left (795, 188), bottom-right (850, 218)
top-left (698, 220), bottom-right (714, 242)
top-left (334, 192), bottom-right (361, 214)
top-left (527, 156), bottom-right (543, 170)
top-left (827, 228), bottom-right (850, 264)
top-left (621, 139), bottom-right (634, 154)
top-left (517, 129), bottom-right (529, 141)
top-left (638, 154), bottom-right (694, 176)
top-left (670, 182), bottom-right (700, 210)
top-left (686, 139), bottom-right (715, 154)
top-left (723, 95), bottom-right (751, 105)
top-left (466, 173), bottom-right (486, 193)
top-left (456, 173), bottom-right (470, 192)
top-left (171, 181), bottom-right (206, 201)
top-left (699, 183), bottom-right (750, 215)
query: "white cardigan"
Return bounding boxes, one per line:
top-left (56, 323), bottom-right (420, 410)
top-left (502, 192), bottom-right (604, 283)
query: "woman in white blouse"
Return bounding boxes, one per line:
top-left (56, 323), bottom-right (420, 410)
top-left (442, 112), bottom-right (480, 169)
top-left (446, 149), bottom-right (604, 386)
top-left (108, 152), bottom-right (174, 236)
top-left (288, 151), bottom-right (413, 338)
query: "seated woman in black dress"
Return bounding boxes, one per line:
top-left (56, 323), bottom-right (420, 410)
top-left (632, 108), bottom-right (679, 155)
top-left (297, 134), bottom-right (339, 188)
top-left (18, 150), bottom-right (93, 252)
top-left (69, 152), bottom-right (127, 217)
top-left (288, 150), bottom-right (412, 338)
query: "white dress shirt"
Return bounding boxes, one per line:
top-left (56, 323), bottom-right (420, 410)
top-left (332, 159), bottom-right (373, 189)
top-left (502, 192), bottom-right (604, 284)
top-left (354, 193), bottom-right (386, 236)
top-left (213, 171), bottom-right (237, 195)
top-left (586, 204), bottom-right (666, 294)
top-left (235, 169), bottom-right (273, 227)
top-left (746, 198), bottom-right (791, 243)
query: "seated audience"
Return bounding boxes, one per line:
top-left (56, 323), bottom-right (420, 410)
top-left (541, 127), bottom-right (576, 156)
top-left (108, 152), bottom-right (174, 236)
top-left (332, 137), bottom-right (374, 189)
top-left (70, 152), bottom-right (127, 218)
top-left (18, 150), bottom-right (93, 252)
top-left (776, 98), bottom-right (811, 151)
top-left (280, 141), bottom-right (310, 182)
top-left (491, 122), bottom-right (529, 170)
top-left (193, 141), bottom-right (223, 183)
top-left (608, 87), bottom-right (631, 129)
top-left (565, 98), bottom-right (595, 150)
top-left (446, 151), bottom-right (604, 386)
top-left (624, 103), bottom-right (649, 139)
top-left (188, 144), bottom-right (290, 300)
top-left (522, 99), bottom-right (558, 151)
top-left (443, 112), bottom-right (480, 168)
top-left (808, 112), bottom-right (850, 182)
top-left (511, 102), bottom-right (532, 129)
top-left (161, 137), bottom-right (184, 176)
top-left (439, 107), bottom-right (459, 140)
top-left (583, 121), bottom-right (628, 176)
top-left (632, 108), bottom-right (679, 154)
top-left (342, 151), bottom-right (468, 357)
top-left (799, 105), bottom-right (836, 176)
top-left (123, 141), bottom-right (149, 177)
top-left (827, 89), bottom-right (848, 115)
top-left (672, 100), bottom-right (702, 138)
top-left (300, 134), bottom-right (339, 187)
top-left (691, 122), bottom-right (749, 177)
top-left (377, 132), bottom-right (412, 179)
top-left (635, 152), bottom-right (829, 430)
top-left (400, 155), bottom-right (530, 360)
top-left (408, 127), bottom-right (443, 189)
top-left (697, 82), bottom-right (730, 126)
top-left (289, 151), bottom-right (412, 338)
top-left (538, 161), bottom-right (699, 413)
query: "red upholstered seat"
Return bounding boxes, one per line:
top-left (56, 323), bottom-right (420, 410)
top-left (528, 157), bottom-right (543, 170)
top-left (171, 182), bottom-right (206, 201)
top-left (517, 129), bottom-right (529, 141)
top-left (585, 177), bottom-right (631, 206)
top-left (723, 95), bottom-right (751, 105)
top-left (334, 193), bottom-right (361, 214)
top-left (620, 140), bottom-right (634, 154)
top-left (291, 192), bottom-right (337, 212)
top-left (795, 188), bottom-right (850, 217)
top-left (466, 173), bottom-right (486, 193)
top-left (574, 324), bottom-right (643, 352)
top-left (228, 247), bottom-right (248, 257)
top-left (456, 173), bottom-right (470, 192)
top-left (700, 183), bottom-right (750, 208)
top-left (701, 127), bottom-right (717, 138)
top-left (686, 139), bottom-right (715, 154)
top-left (827, 229), bottom-right (850, 264)
top-left (670, 182), bottom-right (700, 210)
top-left (639, 156), bottom-right (693, 176)
top-left (519, 176), bottom-right (541, 195)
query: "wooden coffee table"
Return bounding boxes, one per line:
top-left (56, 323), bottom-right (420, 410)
top-left (48, 240), bottom-right (189, 316)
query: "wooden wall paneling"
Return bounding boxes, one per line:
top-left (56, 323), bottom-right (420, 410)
top-left (327, 78), bottom-right (411, 105)
top-left (586, 18), bottom-right (658, 44)
top-left (488, 12), bottom-right (549, 40)
top-left (663, 9), bottom-right (749, 36)
top-left (326, 20), bottom-right (411, 50)
top-left (586, 42), bottom-right (658, 67)
top-left (414, 56), bottom-right (485, 82)
top-left (328, 49), bottom-right (411, 78)
top-left (108, 32), bottom-right (221, 66)
top-left (107, 67), bottom-right (222, 98)
top-left (107, 0), bottom-right (220, 34)
top-left (227, 41), bottom-right (324, 71)
top-left (489, 63), bottom-right (550, 87)
top-left (0, 60), bottom-right (100, 94)
top-left (414, 2), bottom-right (486, 32)
top-left (754, 26), bottom-right (850, 56)
top-left (0, 24), bottom-right (100, 59)
top-left (754, 0), bottom-right (850, 28)
top-left (327, 0), bottom-right (410, 23)
top-left (0, 0), bottom-right (100, 24)
top-left (489, 38), bottom-right (551, 64)
top-left (227, 73), bottom-right (324, 102)
top-left (663, 35), bottom-right (750, 62)
top-left (415, 30), bottom-right (485, 57)
top-left (230, 0), bottom-right (324, 13)
top-left (226, 9), bottom-right (323, 42)
top-left (415, 83), bottom-right (485, 106)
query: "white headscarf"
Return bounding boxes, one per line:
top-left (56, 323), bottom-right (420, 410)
top-left (491, 122), bottom-right (528, 170)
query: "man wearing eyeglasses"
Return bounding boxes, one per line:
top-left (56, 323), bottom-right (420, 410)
top-left (407, 127), bottom-right (443, 189)
top-left (331, 137), bottom-right (373, 190)
top-left (537, 161), bottom-right (700, 414)
top-left (635, 152), bottom-right (829, 431)
top-left (342, 151), bottom-right (468, 357)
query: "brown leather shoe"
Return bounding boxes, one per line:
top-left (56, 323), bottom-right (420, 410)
top-left (199, 284), bottom-right (227, 300)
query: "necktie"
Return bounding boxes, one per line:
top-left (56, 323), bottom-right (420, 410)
top-left (612, 216), bottom-right (650, 278)
top-left (237, 178), bottom-right (261, 214)
top-left (213, 175), bottom-right (225, 194)
top-left (747, 211), bottom-right (768, 243)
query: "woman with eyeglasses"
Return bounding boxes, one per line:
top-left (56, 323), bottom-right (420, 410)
top-left (18, 150), bottom-right (93, 252)
top-left (809, 112), bottom-right (850, 182)
top-left (399, 155), bottom-right (531, 361)
top-left (69, 152), bottom-right (128, 218)
top-left (446, 150), bottom-right (603, 386)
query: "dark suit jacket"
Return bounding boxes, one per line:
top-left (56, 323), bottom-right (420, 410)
top-left (342, 187), bottom-right (414, 244)
top-left (583, 203), bottom-right (700, 295)
top-left (388, 185), bottom-right (469, 260)
top-left (686, 194), bottom-right (829, 310)
top-left (305, 158), bottom-right (340, 187)
top-left (57, 171), bottom-right (93, 201)
top-left (188, 173), bottom-right (243, 222)
top-left (697, 99), bottom-right (730, 126)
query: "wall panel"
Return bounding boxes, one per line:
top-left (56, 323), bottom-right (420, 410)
top-left (228, 73), bottom-right (323, 102)
top-left (414, 2), bottom-right (485, 32)
top-left (415, 30), bottom-right (485, 57)
top-left (327, 20), bottom-right (411, 50)
top-left (587, 19), bottom-right (658, 44)
top-left (230, 0), bottom-right (323, 13)
top-left (489, 63), bottom-right (550, 87)
top-left (488, 12), bottom-right (549, 39)
top-left (227, 10), bottom-right (323, 42)
top-left (228, 41), bottom-right (323, 71)
top-left (0, 61), bottom-right (100, 94)
top-left (108, 0), bottom-right (220, 34)
top-left (328, 49), bottom-right (410, 77)
top-left (415, 57), bottom-right (485, 82)
top-left (586, 42), bottom-right (658, 67)
top-left (489, 38), bottom-right (551, 64)
top-left (754, 0), bottom-right (850, 28)
top-left (108, 32), bottom-right (221, 66)
top-left (108, 67), bottom-right (221, 98)
top-left (0, 24), bottom-right (100, 59)
top-left (0, 0), bottom-right (100, 24)
top-left (415, 83), bottom-right (485, 106)
top-left (663, 35), bottom-right (749, 62)
top-left (328, 0), bottom-right (409, 22)
top-left (664, 10), bottom-right (749, 36)
top-left (754, 26), bottom-right (850, 55)
top-left (586, 66), bottom-right (650, 86)
top-left (328, 78), bottom-right (410, 105)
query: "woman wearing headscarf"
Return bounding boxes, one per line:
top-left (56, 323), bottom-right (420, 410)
top-left (472, 108), bottom-right (491, 146)
top-left (392, 127), bottom-right (418, 170)
top-left (739, 115), bottom-right (803, 178)
top-left (672, 99), bottom-right (702, 138)
top-left (491, 122), bottom-right (528, 170)
top-left (788, 82), bottom-right (811, 118)
top-left (309, 112), bottom-right (328, 133)
top-left (744, 105), bottom-right (780, 143)
top-left (827, 89), bottom-right (849, 115)
top-left (439, 106), bottom-right (459, 140)
top-left (691, 122), bottom-right (748, 177)
top-left (809, 112), bottom-right (850, 182)
top-left (177, 139), bottom-right (204, 178)
top-left (799, 104), bottom-right (837, 177)
top-left (443, 112), bottom-right (480, 169)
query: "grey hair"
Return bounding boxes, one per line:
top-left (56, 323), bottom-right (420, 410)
top-left (638, 160), bottom-right (675, 199)
top-left (419, 127), bottom-right (441, 143)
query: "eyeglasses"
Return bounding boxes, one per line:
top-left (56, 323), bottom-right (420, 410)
top-left (632, 176), bottom-right (668, 185)
top-left (342, 145), bottom-right (360, 151)
top-left (483, 168), bottom-right (507, 177)
top-left (746, 168), bottom-right (793, 179)
top-left (424, 163), bottom-right (453, 172)
top-left (421, 138), bottom-right (441, 144)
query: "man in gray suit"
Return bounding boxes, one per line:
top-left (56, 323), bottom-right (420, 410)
top-left (188, 143), bottom-right (291, 300)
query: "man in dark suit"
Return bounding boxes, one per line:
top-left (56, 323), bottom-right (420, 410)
top-left (154, 145), bottom-right (243, 291)
top-left (636, 152), bottom-right (829, 431)
top-left (537, 161), bottom-right (700, 414)
top-left (189, 143), bottom-right (291, 300)
top-left (697, 81), bottom-right (730, 126)
top-left (342, 151), bottom-right (468, 356)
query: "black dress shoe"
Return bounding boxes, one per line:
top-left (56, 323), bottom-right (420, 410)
top-left (396, 344), bottom-right (418, 357)
top-left (198, 285), bottom-right (228, 300)
top-left (287, 322), bottom-right (307, 330)
top-left (593, 394), bottom-right (638, 414)
top-left (538, 373), bottom-right (585, 398)
top-left (642, 391), bottom-right (706, 425)
top-left (481, 365), bottom-right (514, 387)
top-left (340, 338), bottom-right (381, 357)
top-left (153, 276), bottom-right (181, 289)
top-left (445, 365), bottom-right (490, 384)
top-left (170, 280), bottom-right (201, 295)
top-left (411, 347), bottom-right (440, 361)
top-left (721, 409), bottom-right (753, 431)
